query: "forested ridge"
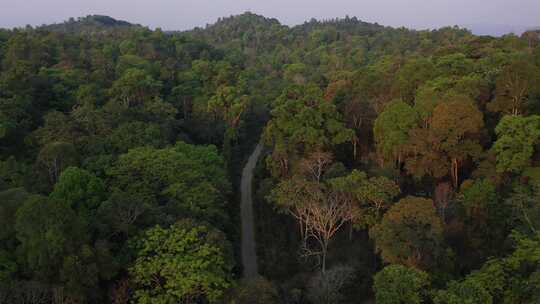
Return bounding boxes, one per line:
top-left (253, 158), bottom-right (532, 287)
top-left (1, 12), bottom-right (540, 303)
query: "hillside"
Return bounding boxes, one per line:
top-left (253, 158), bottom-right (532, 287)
top-left (38, 15), bottom-right (140, 33)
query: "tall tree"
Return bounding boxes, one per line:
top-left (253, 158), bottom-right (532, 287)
top-left (405, 97), bottom-right (484, 187)
top-left (272, 174), bottom-right (355, 273)
top-left (264, 84), bottom-right (353, 177)
top-left (373, 264), bottom-right (430, 304)
top-left (431, 97), bottom-right (484, 187)
top-left (329, 170), bottom-right (400, 229)
top-left (488, 57), bottom-right (539, 116)
top-left (374, 100), bottom-right (418, 167)
top-left (129, 221), bottom-right (233, 304)
top-left (492, 115), bottom-right (540, 173)
top-left (108, 141), bottom-right (230, 228)
top-left (370, 196), bottom-right (444, 269)
top-left (207, 85), bottom-right (250, 161)
top-left (15, 195), bottom-right (82, 280)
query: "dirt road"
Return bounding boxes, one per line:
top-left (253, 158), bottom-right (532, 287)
top-left (240, 143), bottom-right (263, 278)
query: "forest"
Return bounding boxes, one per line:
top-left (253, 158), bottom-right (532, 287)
top-left (0, 12), bottom-right (540, 304)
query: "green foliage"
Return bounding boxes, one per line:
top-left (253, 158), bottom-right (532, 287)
top-left (15, 195), bottom-right (81, 279)
top-left (395, 58), bottom-right (436, 103)
top-left (460, 179), bottom-right (497, 217)
top-left (435, 232), bottom-right (540, 303)
top-left (0, 11), bottom-right (539, 303)
top-left (264, 84), bottom-right (353, 177)
top-left (129, 221), bottom-right (233, 304)
top-left (0, 187), bottom-right (29, 246)
top-left (37, 141), bottom-right (78, 185)
top-left (108, 141), bottom-right (230, 228)
top-left (0, 249), bottom-right (17, 284)
top-left (266, 84), bottom-right (353, 150)
top-left (374, 100), bottom-right (418, 164)
top-left (404, 97), bottom-right (484, 185)
top-left (208, 85), bottom-right (250, 131)
top-left (370, 196), bottom-right (444, 269)
top-left (107, 121), bottom-right (166, 153)
top-left (373, 264), bottom-right (430, 304)
top-left (50, 166), bottom-right (106, 213)
top-left (329, 169), bottom-right (400, 228)
top-left (488, 56), bottom-right (540, 116)
top-left (109, 68), bottom-right (162, 107)
top-left (433, 279), bottom-right (492, 304)
top-left (492, 115), bottom-right (540, 173)
top-left (229, 277), bottom-right (280, 304)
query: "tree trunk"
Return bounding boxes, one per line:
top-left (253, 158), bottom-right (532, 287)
top-left (352, 139), bottom-right (357, 160)
top-left (321, 244), bottom-right (327, 274)
top-left (451, 158), bottom-right (459, 188)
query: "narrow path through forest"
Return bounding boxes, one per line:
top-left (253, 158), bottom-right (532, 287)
top-left (240, 143), bottom-right (263, 278)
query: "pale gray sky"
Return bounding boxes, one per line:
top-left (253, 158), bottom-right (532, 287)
top-left (0, 0), bottom-right (539, 31)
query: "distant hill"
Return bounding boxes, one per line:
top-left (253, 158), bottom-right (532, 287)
top-left (461, 23), bottom-right (539, 37)
top-left (188, 12), bottom-right (283, 43)
top-left (39, 15), bottom-right (140, 33)
top-left (188, 12), bottom-right (387, 51)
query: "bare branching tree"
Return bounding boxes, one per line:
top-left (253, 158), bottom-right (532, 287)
top-left (273, 156), bottom-right (355, 273)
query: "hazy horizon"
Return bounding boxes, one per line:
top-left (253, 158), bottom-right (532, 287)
top-left (1, 0), bottom-right (539, 33)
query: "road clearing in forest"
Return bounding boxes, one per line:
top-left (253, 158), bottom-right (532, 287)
top-left (240, 143), bottom-right (263, 278)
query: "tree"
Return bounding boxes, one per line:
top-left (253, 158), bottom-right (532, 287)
top-left (32, 110), bottom-right (81, 146)
top-left (413, 86), bottom-right (440, 128)
top-left (272, 174), bottom-right (355, 273)
top-left (109, 68), bottom-right (162, 107)
top-left (298, 150), bottom-right (333, 182)
top-left (97, 188), bottom-right (150, 237)
top-left (342, 95), bottom-right (375, 159)
top-left (373, 264), bottom-right (430, 304)
top-left (50, 167), bottom-right (106, 215)
top-left (129, 221), bottom-right (233, 304)
top-left (207, 85), bottom-right (250, 161)
top-left (307, 265), bottom-right (355, 304)
top-left (488, 57), bottom-right (539, 116)
top-left (171, 71), bottom-right (201, 120)
top-left (492, 115), bottom-right (540, 173)
top-left (402, 127), bottom-right (448, 181)
top-left (108, 121), bottom-right (166, 153)
top-left (370, 196), bottom-right (444, 269)
top-left (433, 278), bottom-right (492, 304)
top-left (37, 141), bottom-right (78, 185)
top-left (60, 245), bottom-right (101, 302)
top-left (0, 157), bottom-right (26, 191)
top-left (356, 175), bottom-right (400, 219)
top-left (229, 277), bottom-right (280, 304)
top-left (329, 170), bottom-right (400, 229)
top-left (460, 179), bottom-right (498, 220)
top-left (108, 142), bottom-right (230, 228)
top-left (442, 232), bottom-right (540, 303)
top-left (0, 187), bottom-right (28, 247)
top-left (395, 58), bottom-right (436, 103)
top-left (404, 98), bottom-right (484, 186)
top-left (0, 188), bottom-right (28, 284)
top-left (15, 195), bottom-right (81, 280)
top-left (264, 84), bottom-right (353, 177)
top-left (431, 98), bottom-right (484, 187)
top-left (434, 182), bottom-right (453, 221)
top-left (374, 100), bottom-right (418, 166)
top-left (208, 85), bottom-right (250, 133)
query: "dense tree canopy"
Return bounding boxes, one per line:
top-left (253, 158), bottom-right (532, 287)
top-left (129, 221), bottom-right (233, 304)
top-left (1, 11), bottom-right (540, 304)
top-left (370, 196), bottom-right (445, 269)
top-left (373, 264), bottom-right (430, 304)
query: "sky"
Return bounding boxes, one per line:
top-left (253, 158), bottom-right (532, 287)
top-left (1, 0), bottom-right (539, 31)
